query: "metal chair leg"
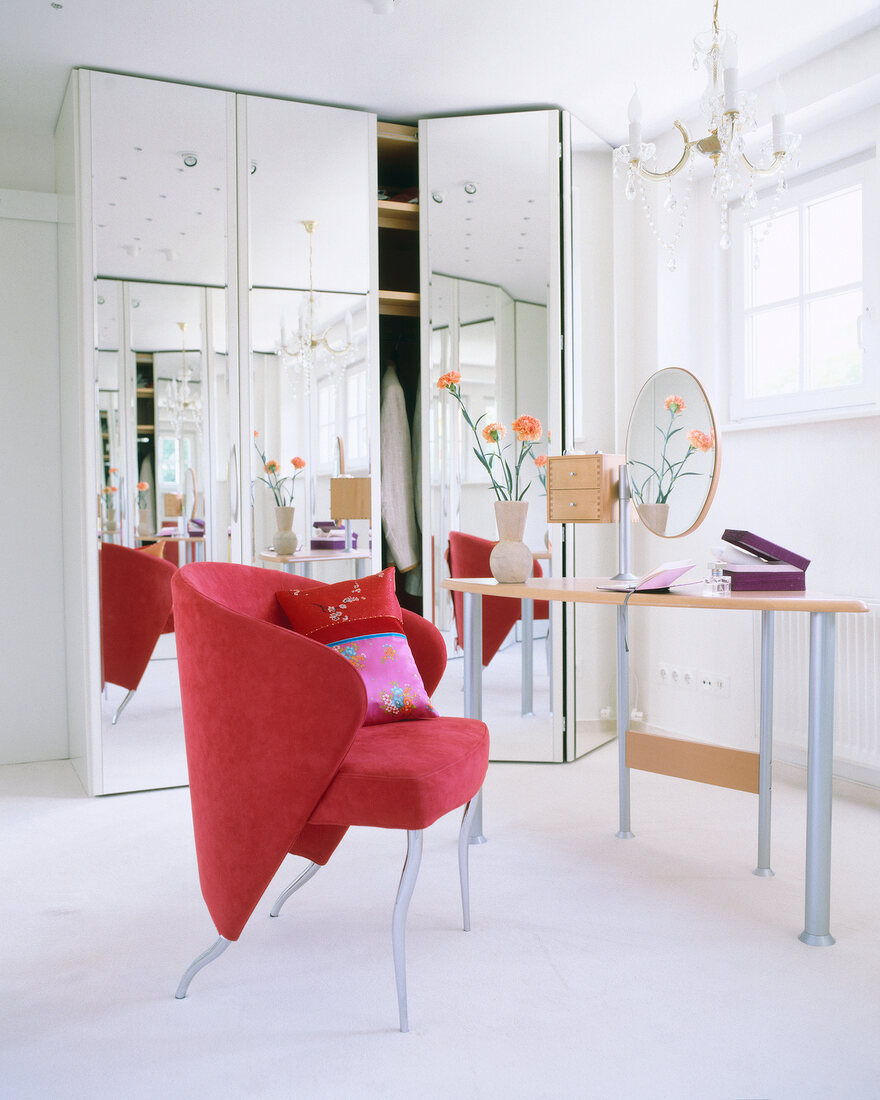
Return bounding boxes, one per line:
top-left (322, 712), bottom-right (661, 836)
top-left (175, 935), bottom-right (231, 999)
top-left (458, 798), bottom-right (479, 932)
top-left (269, 861), bottom-right (320, 918)
top-left (111, 688), bottom-right (136, 725)
top-left (392, 829), bottom-right (423, 1033)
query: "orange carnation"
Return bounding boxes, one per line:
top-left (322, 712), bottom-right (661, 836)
top-left (534, 454), bottom-right (548, 468)
top-left (291, 457), bottom-right (306, 469)
top-left (482, 422), bottom-right (505, 444)
top-left (687, 429), bottom-right (715, 452)
top-left (436, 371), bottom-right (461, 390)
top-left (665, 395), bottom-right (686, 414)
top-left (511, 414), bottom-right (542, 442)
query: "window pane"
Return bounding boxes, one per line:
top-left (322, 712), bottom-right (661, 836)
top-left (748, 305), bottom-right (800, 397)
top-left (749, 207), bottom-right (799, 307)
top-left (158, 437), bottom-right (179, 485)
top-left (808, 188), bottom-right (861, 293)
top-left (807, 290), bottom-right (863, 390)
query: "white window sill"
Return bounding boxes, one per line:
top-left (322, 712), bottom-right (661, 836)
top-left (721, 405), bottom-right (880, 432)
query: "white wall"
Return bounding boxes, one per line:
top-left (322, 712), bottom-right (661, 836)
top-left (0, 130), bottom-right (69, 763)
top-left (614, 46), bottom-right (880, 779)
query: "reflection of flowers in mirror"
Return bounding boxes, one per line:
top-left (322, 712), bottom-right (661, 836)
top-left (253, 431), bottom-right (306, 507)
top-left (437, 371), bottom-right (543, 501)
top-left (136, 481), bottom-right (150, 508)
top-left (532, 452), bottom-right (548, 492)
top-left (629, 393), bottom-right (715, 506)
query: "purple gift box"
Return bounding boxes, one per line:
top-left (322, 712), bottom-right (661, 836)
top-left (720, 529), bottom-right (810, 591)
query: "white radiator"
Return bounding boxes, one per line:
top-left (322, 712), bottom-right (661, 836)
top-left (765, 603), bottom-right (880, 784)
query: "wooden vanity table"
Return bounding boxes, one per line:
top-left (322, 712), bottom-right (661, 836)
top-left (442, 573), bottom-right (869, 946)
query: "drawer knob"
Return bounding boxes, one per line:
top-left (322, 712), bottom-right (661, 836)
top-left (569, 471), bottom-right (576, 477)
top-left (569, 501), bottom-right (575, 507)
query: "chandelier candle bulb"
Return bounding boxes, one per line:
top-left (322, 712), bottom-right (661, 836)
top-left (771, 77), bottom-right (787, 153)
top-left (722, 39), bottom-right (738, 109)
top-left (627, 88), bottom-right (642, 156)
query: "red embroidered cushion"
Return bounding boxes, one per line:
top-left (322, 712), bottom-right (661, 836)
top-left (276, 569), bottom-right (437, 725)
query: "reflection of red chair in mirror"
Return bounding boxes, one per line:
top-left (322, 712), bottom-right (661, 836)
top-left (171, 562), bottom-right (490, 1032)
top-left (100, 541), bottom-right (176, 725)
top-left (446, 531), bottom-right (549, 667)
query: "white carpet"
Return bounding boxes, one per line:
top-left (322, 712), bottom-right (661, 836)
top-left (2, 746), bottom-right (879, 1099)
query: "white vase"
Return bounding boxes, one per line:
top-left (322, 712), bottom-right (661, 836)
top-left (138, 508), bottom-right (152, 538)
top-left (489, 500), bottom-right (532, 583)
top-left (104, 506), bottom-right (118, 534)
top-left (637, 501), bottom-right (669, 535)
top-left (273, 505), bottom-right (298, 556)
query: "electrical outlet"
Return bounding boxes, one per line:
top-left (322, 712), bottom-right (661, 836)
top-left (658, 662), bottom-right (672, 685)
top-left (680, 667), bottom-right (696, 689)
top-left (599, 705), bottom-right (613, 720)
top-left (700, 672), bottom-right (730, 696)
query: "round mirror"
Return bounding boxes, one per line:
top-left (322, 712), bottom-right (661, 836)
top-left (626, 367), bottom-right (720, 537)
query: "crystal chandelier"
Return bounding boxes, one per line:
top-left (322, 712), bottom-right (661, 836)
top-left (613, 0), bottom-right (800, 271)
top-left (159, 321), bottom-right (202, 436)
top-left (276, 220), bottom-right (355, 390)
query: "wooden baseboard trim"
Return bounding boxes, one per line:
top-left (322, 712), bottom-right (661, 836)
top-left (626, 730), bottom-right (760, 794)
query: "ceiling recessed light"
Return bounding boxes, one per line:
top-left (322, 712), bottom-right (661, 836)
top-left (249, 161), bottom-right (257, 175)
top-left (50, 2), bottom-right (62, 9)
top-left (181, 153), bottom-right (198, 168)
top-left (464, 182), bottom-right (477, 195)
top-left (97, 296), bottom-right (105, 305)
top-left (431, 191), bottom-right (444, 203)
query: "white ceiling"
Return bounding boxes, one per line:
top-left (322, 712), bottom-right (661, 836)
top-left (3, 0), bottom-right (880, 143)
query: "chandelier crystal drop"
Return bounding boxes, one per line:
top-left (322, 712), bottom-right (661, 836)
top-left (159, 321), bottom-right (202, 437)
top-left (276, 220), bottom-right (356, 392)
top-left (613, 0), bottom-right (800, 268)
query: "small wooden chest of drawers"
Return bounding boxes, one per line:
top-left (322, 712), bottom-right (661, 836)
top-left (546, 453), bottom-right (624, 524)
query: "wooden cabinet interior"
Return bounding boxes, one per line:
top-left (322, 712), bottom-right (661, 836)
top-left (377, 121), bottom-right (422, 613)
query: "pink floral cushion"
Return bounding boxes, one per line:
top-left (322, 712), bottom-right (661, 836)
top-left (328, 631), bottom-right (437, 725)
top-left (276, 571), bottom-right (437, 726)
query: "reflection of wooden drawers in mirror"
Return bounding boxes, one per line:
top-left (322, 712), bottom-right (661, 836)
top-left (547, 454), bottom-right (624, 524)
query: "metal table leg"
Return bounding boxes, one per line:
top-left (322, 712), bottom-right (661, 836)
top-left (521, 597), bottom-right (534, 716)
top-left (800, 611), bottom-right (837, 946)
top-left (616, 602), bottom-right (634, 838)
top-left (754, 610), bottom-right (775, 877)
top-left (463, 591), bottom-right (486, 844)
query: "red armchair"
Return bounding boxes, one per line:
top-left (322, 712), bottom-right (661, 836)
top-left (99, 541), bottom-right (177, 724)
top-left (446, 530), bottom-right (549, 666)
top-left (171, 561), bottom-right (489, 1032)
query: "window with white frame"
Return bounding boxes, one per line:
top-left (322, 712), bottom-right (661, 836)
top-left (731, 157), bottom-right (877, 421)
top-left (315, 358), bottom-right (370, 474)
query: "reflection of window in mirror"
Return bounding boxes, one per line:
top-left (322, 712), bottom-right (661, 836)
top-left (158, 436), bottom-right (192, 489)
top-left (317, 378), bottom-right (336, 472)
top-left (345, 365), bottom-right (368, 471)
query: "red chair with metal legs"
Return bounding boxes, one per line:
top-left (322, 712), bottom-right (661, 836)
top-left (99, 541), bottom-right (176, 724)
top-left (446, 530), bottom-right (550, 666)
top-left (171, 561), bottom-right (489, 1032)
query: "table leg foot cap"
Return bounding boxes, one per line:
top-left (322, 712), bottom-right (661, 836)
top-left (468, 835), bottom-right (488, 846)
top-left (799, 931), bottom-right (835, 947)
top-left (753, 867), bottom-right (775, 878)
top-left (615, 830), bottom-right (635, 840)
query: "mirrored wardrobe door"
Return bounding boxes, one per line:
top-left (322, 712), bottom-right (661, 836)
top-left (420, 110), bottom-right (563, 762)
top-left (89, 72), bottom-right (234, 793)
top-left (564, 113), bottom-right (618, 761)
top-left (240, 95), bottom-right (376, 581)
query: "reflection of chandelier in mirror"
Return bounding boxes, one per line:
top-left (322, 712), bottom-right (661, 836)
top-left (159, 321), bottom-right (202, 436)
top-left (276, 220), bottom-right (355, 391)
top-left (613, 0), bottom-right (800, 271)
